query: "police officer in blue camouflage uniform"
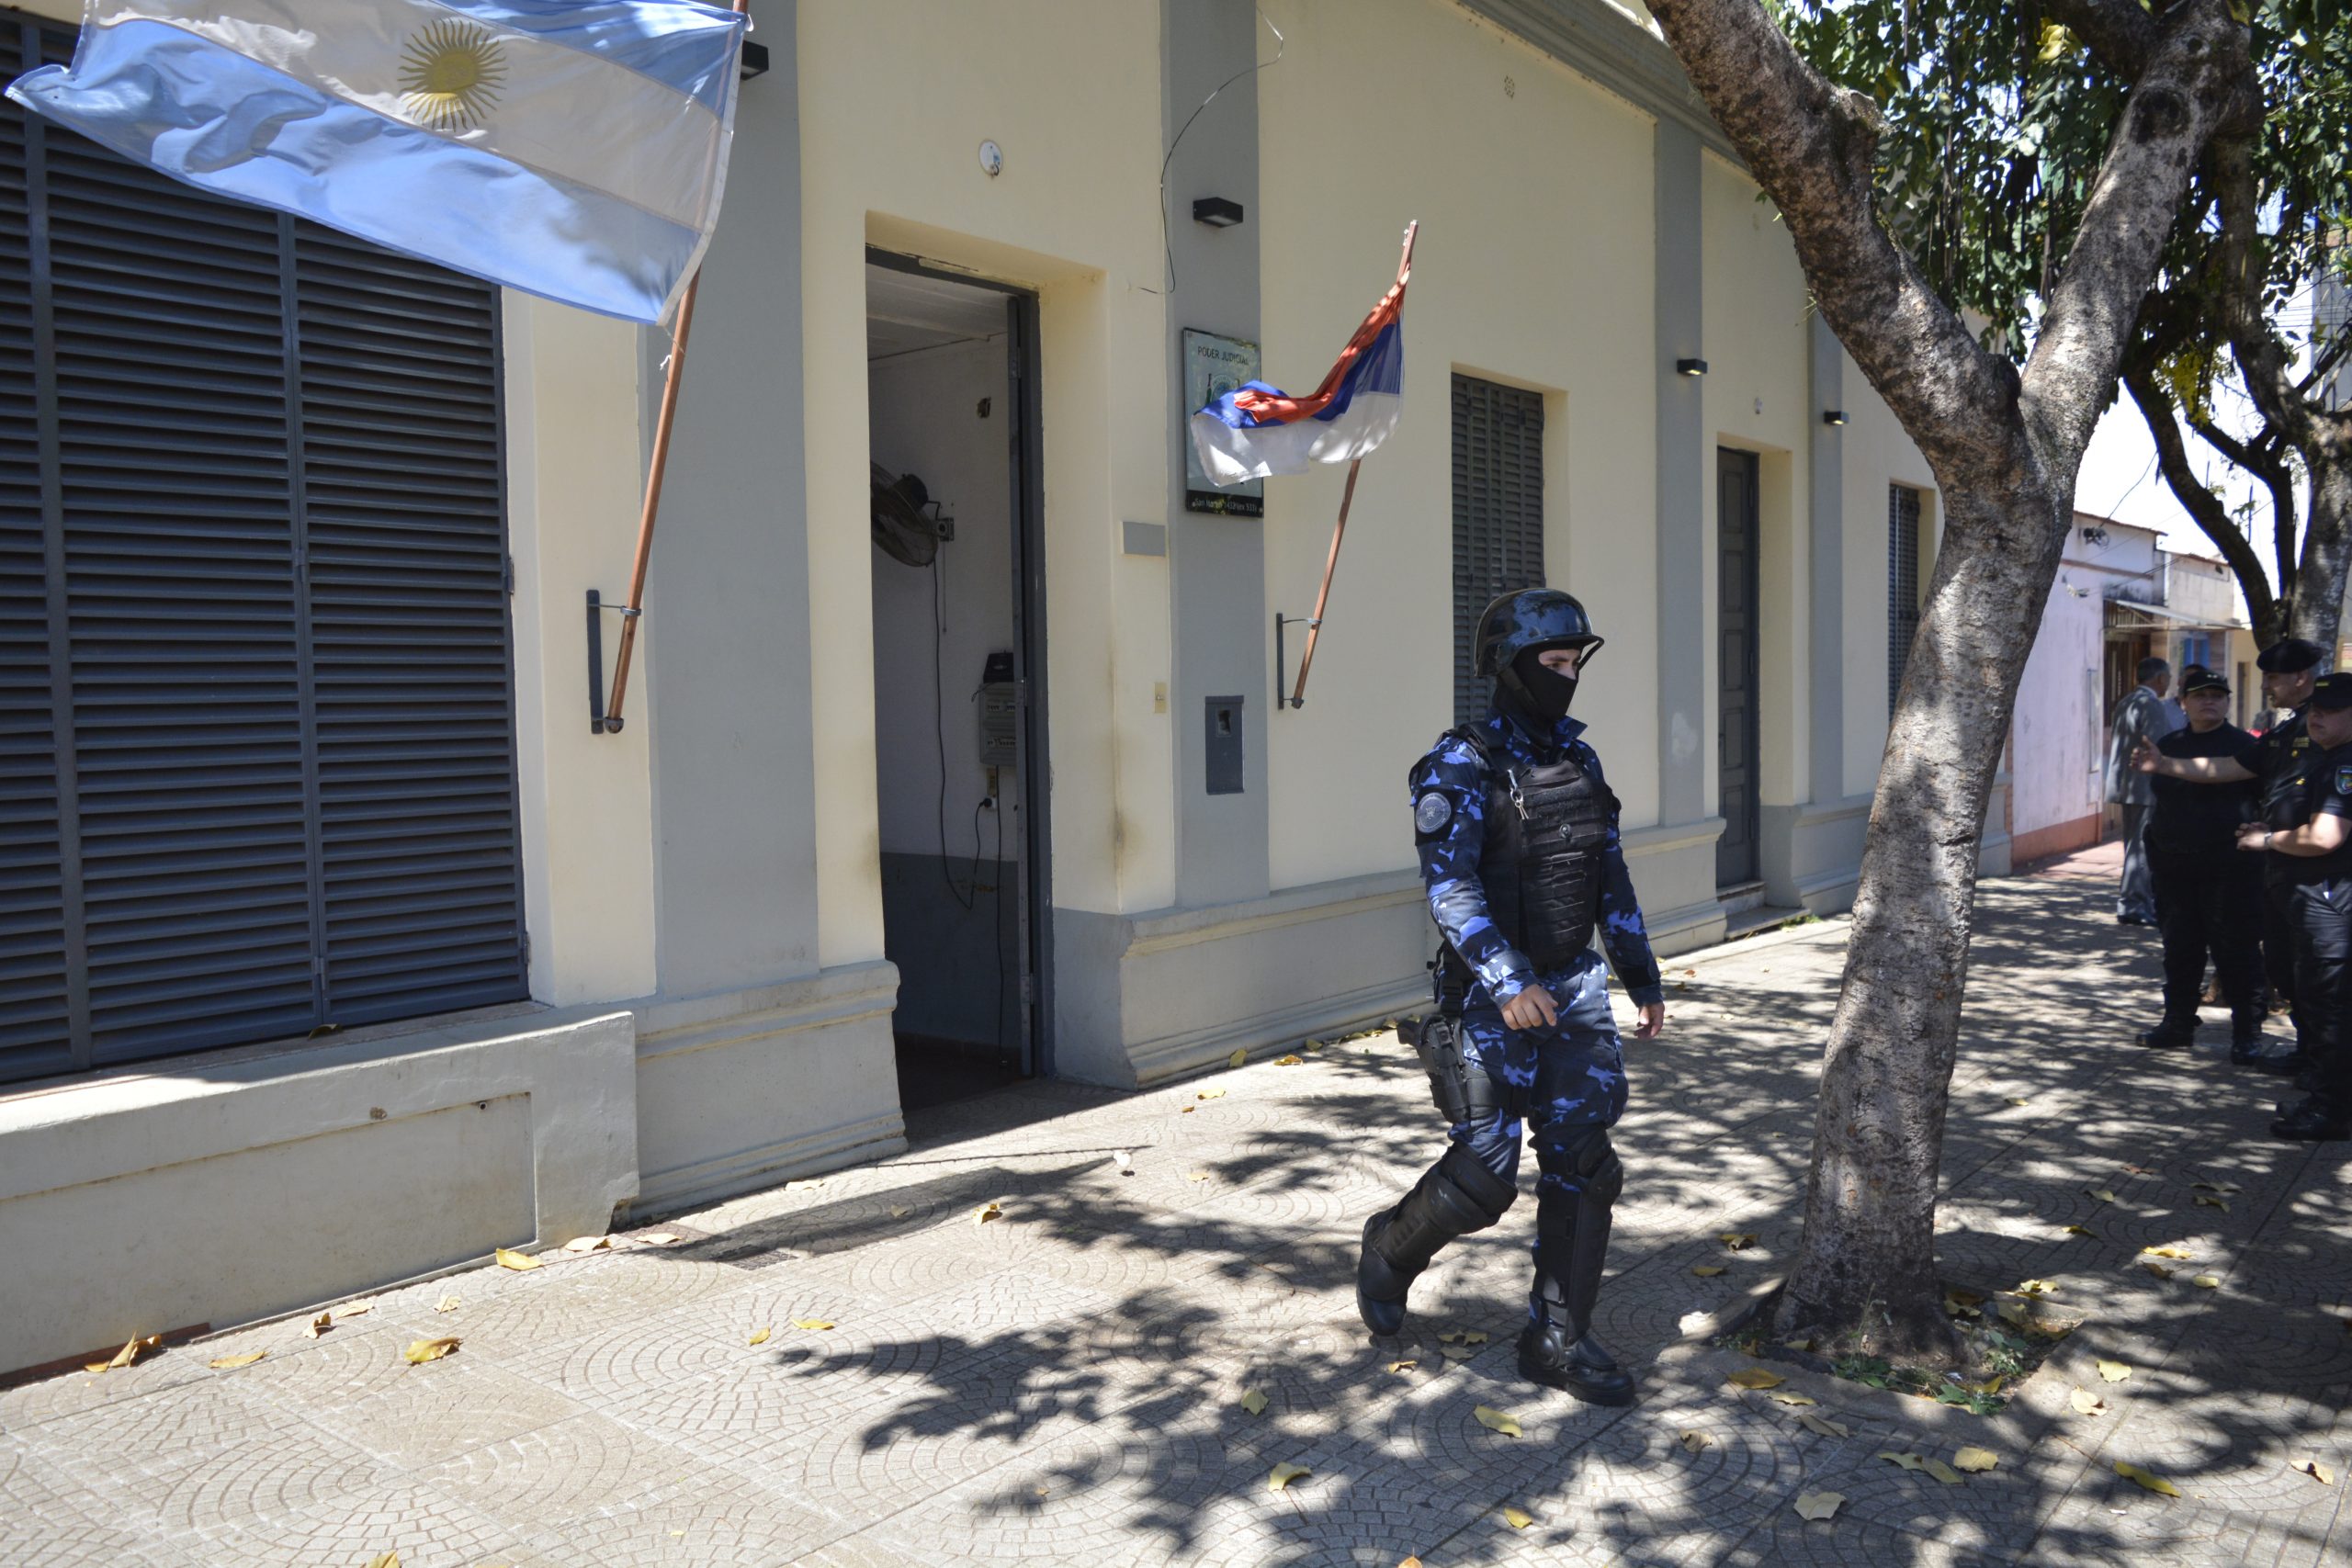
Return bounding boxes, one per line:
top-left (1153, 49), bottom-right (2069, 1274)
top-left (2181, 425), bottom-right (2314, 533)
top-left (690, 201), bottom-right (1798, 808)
top-left (1355, 588), bottom-right (1666, 1404)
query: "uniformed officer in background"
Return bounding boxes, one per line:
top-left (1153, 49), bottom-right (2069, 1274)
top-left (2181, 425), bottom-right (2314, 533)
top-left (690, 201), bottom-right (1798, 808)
top-left (2134, 636), bottom-right (2324, 1073)
top-left (2230, 671), bottom-right (2352, 1140)
top-left (1358, 588), bottom-right (1665, 1404)
top-left (2139, 666), bottom-right (2265, 1053)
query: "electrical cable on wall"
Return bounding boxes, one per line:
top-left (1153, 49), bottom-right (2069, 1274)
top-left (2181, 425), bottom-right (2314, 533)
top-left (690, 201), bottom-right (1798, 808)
top-left (1145, 10), bottom-right (1283, 296)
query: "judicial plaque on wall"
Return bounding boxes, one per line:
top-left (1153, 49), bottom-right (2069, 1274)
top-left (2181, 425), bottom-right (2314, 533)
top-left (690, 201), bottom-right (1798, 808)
top-left (1183, 329), bottom-right (1265, 517)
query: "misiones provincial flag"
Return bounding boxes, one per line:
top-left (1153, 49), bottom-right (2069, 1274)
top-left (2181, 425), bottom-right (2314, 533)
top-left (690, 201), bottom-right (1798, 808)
top-left (1188, 227), bottom-right (1413, 486)
top-left (7, 0), bottom-right (748, 324)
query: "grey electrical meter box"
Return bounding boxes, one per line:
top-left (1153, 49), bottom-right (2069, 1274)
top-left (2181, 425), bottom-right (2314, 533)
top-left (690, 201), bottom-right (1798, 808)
top-left (1204, 695), bottom-right (1245, 795)
top-left (979, 683), bottom-right (1018, 768)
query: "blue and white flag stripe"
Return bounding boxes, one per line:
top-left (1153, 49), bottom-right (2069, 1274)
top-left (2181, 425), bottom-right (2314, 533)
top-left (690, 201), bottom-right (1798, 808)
top-left (8, 0), bottom-right (745, 324)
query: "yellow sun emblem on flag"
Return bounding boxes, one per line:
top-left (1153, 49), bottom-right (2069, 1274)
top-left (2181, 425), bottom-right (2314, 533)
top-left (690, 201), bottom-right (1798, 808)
top-left (398, 18), bottom-right (507, 133)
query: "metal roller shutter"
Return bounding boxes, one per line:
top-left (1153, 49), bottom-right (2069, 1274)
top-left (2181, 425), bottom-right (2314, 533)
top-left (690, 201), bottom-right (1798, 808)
top-left (0, 9), bottom-right (526, 1084)
top-left (1452, 374), bottom-right (1545, 727)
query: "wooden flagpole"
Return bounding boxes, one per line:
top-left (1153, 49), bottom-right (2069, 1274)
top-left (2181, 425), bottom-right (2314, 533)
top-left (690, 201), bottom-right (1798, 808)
top-left (598, 0), bottom-right (746, 733)
top-left (1285, 220), bottom-right (1415, 709)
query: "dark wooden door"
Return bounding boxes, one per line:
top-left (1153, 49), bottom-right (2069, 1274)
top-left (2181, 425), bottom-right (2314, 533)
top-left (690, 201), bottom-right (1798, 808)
top-left (1716, 449), bottom-right (1761, 886)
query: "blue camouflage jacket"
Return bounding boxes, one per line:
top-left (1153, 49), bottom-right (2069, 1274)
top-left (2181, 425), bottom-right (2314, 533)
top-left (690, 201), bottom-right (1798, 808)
top-left (1409, 706), bottom-right (1665, 1010)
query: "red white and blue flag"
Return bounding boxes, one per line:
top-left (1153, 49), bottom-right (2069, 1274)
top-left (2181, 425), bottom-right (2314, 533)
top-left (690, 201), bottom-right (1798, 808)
top-left (1189, 225), bottom-right (1414, 485)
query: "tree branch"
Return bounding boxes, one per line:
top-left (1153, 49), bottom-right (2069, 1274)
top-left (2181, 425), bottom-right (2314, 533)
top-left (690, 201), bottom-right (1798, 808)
top-left (2041, 0), bottom-right (2161, 80)
top-left (1642, 0), bottom-right (2025, 470)
top-left (2125, 357), bottom-right (2278, 640)
top-left (2020, 0), bottom-right (2256, 473)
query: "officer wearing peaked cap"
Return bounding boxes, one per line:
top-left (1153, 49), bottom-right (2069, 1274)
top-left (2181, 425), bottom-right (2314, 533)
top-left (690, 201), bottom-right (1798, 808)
top-left (2136, 636), bottom-right (2324, 1073)
top-left (2231, 670), bottom-right (2352, 1139)
top-left (1357, 588), bottom-right (1665, 1404)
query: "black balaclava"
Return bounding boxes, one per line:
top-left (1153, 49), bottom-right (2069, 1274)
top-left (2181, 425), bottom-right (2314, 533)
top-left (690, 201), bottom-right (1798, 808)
top-left (1504, 645), bottom-right (1579, 725)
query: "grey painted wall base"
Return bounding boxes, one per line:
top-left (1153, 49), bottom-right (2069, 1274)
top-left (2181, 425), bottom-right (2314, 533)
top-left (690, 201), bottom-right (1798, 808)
top-left (630, 960), bottom-right (906, 1216)
top-left (1053, 872), bottom-right (1430, 1089)
top-left (0, 1005), bottom-right (637, 1376)
top-left (878, 851), bottom-right (1017, 1048)
top-left (1762, 795), bottom-right (1871, 913)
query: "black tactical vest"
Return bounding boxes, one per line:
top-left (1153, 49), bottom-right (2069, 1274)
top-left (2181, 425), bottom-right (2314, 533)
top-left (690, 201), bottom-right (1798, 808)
top-left (1456, 728), bottom-right (1614, 969)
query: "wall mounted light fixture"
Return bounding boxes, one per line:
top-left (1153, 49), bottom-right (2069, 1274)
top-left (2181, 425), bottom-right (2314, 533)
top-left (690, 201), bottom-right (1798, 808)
top-left (1676, 357), bottom-right (1708, 377)
top-left (1822, 409), bottom-right (1848, 426)
top-left (1193, 197), bottom-right (1246, 228)
top-left (740, 40), bottom-right (769, 79)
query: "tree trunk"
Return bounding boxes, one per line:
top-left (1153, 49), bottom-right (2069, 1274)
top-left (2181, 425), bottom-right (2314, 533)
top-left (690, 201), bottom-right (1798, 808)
top-left (2286, 435), bottom-right (2352, 657)
top-left (1780, 477), bottom-right (2067, 1358)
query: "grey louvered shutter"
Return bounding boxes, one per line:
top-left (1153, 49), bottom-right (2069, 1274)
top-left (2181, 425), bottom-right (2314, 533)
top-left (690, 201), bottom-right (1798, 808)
top-left (0, 7), bottom-right (526, 1083)
top-left (1452, 375), bottom-right (1545, 726)
top-left (1888, 484), bottom-right (1922, 716)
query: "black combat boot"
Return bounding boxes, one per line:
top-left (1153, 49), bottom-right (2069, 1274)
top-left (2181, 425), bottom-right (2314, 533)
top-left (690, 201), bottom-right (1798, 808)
top-left (1355, 1144), bottom-right (1515, 1336)
top-left (1519, 1132), bottom-right (1635, 1404)
top-left (2137, 1016), bottom-right (2196, 1049)
top-left (2271, 1095), bottom-right (2352, 1141)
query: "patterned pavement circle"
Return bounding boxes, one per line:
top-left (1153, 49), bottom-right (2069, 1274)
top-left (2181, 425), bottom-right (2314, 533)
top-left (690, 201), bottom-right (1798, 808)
top-left (2, 868), bottom-right (2347, 1563)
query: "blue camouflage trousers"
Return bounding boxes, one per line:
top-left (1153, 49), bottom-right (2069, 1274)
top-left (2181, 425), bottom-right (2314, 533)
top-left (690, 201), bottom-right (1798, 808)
top-left (1453, 951), bottom-right (1630, 1310)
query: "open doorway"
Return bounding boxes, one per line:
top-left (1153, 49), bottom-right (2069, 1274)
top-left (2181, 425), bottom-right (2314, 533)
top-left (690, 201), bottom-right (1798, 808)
top-left (865, 253), bottom-right (1049, 1111)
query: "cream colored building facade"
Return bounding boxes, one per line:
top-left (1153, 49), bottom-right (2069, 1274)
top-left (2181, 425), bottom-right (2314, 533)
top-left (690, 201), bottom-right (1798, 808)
top-left (0, 0), bottom-right (1970, 1375)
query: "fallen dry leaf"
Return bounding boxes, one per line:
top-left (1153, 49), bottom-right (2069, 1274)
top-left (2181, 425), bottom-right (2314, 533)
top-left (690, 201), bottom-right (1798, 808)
top-left (1727, 1368), bottom-right (1785, 1390)
top-left (105, 1334), bottom-right (162, 1371)
top-left (1474, 1404), bottom-right (1523, 1438)
top-left (1500, 1506), bottom-right (1534, 1529)
top-left (2143, 1245), bottom-right (2193, 1259)
top-left (401, 1337), bottom-right (459, 1365)
top-left (637, 1232), bottom-right (679, 1246)
top-left (1691, 1265), bottom-right (1726, 1278)
top-left (1227, 1047), bottom-right (1249, 1067)
top-left (2192, 1274), bottom-right (2222, 1289)
top-left (1274, 1054), bottom-right (1304, 1066)
top-left (1439, 1344), bottom-right (1476, 1362)
top-left (1240, 1389), bottom-right (1268, 1416)
top-left (1796, 1411), bottom-right (1851, 1438)
top-left (1180, 1104), bottom-right (1195, 1113)
top-left (2192, 1179), bottom-right (2241, 1193)
top-left (2086, 1188), bottom-right (2119, 1203)
top-left (434, 1294), bottom-right (460, 1314)
top-left (303, 1313), bottom-right (333, 1339)
top-left (2098, 1359), bottom-right (2132, 1383)
top-left (1947, 1286), bottom-right (1986, 1307)
top-left (1679, 1429), bottom-right (1711, 1453)
top-left (1879, 1451), bottom-right (1928, 1472)
top-left (1267, 1462), bottom-right (1311, 1492)
top-left (975, 1201), bottom-right (1003, 1224)
top-left (2015, 1279), bottom-right (2057, 1297)
top-left (1187, 1170), bottom-right (1213, 1183)
top-left (2194, 1194), bottom-right (2230, 1213)
top-left (1720, 1232), bottom-right (1758, 1249)
top-left (208, 1350), bottom-right (268, 1371)
top-left (2007, 1096), bottom-right (2030, 1105)
top-left (2114, 1461), bottom-right (2181, 1497)
top-left (1996, 1300), bottom-right (2031, 1326)
top-left (341, 1304), bottom-right (372, 1317)
top-left (1196, 1088), bottom-right (1226, 1101)
top-left (563, 1235), bottom-right (613, 1253)
top-left (1460, 1330), bottom-right (1490, 1345)
top-left (1399, 1559), bottom-right (1423, 1568)
top-left (2143, 1263), bottom-right (2176, 1280)
top-left (2070, 1388), bottom-right (2107, 1416)
top-left (1112, 1151), bottom-right (1133, 1175)
top-left (493, 1247), bottom-right (540, 1272)
top-left (748, 1327), bottom-right (771, 1347)
top-left (790, 1318), bottom-right (835, 1332)
top-left (1793, 1491), bottom-right (1845, 1520)
top-left (366, 1554), bottom-right (401, 1568)
top-left (2293, 1458), bottom-right (2336, 1486)
top-left (1768, 1391), bottom-right (1817, 1406)
top-left (890, 1204), bottom-right (914, 1217)
top-left (2063, 1224), bottom-right (2097, 1237)
top-left (1953, 1447), bottom-right (1999, 1472)
top-left (1387, 1359), bottom-right (1418, 1373)
top-left (1925, 1459), bottom-right (1965, 1485)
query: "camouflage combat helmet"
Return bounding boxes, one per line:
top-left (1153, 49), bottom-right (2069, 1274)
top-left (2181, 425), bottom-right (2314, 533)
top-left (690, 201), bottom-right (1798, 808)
top-left (1473, 588), bottom-right (1603, 678)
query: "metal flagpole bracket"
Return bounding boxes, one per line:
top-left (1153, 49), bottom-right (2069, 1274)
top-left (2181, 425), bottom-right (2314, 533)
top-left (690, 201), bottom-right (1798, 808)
top-left (586, 591), bottom-right (642, 734)
top-left (1273, 611), bottom-right (1316, 709)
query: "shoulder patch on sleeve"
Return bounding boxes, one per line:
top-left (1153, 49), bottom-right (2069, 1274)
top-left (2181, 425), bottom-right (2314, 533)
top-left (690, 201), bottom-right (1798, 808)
top-left (1415, 790), bottom-right (1455, 836)
top-left (2334, 763), bottom-right (2352, 797)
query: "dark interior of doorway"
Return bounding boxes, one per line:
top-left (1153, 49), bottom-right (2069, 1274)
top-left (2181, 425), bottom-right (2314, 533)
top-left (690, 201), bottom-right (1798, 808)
top-left (867, 257), bottom-right (1035, 1113)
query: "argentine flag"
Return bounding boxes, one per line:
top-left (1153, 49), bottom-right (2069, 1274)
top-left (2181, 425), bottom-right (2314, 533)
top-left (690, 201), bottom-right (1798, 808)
top-left (1189, 234), bottom-right (1412, 486)
top-left (7, 0), bottom-right (747, 324)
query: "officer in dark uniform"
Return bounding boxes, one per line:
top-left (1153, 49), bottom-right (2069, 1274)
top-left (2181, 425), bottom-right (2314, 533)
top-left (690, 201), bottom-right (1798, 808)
top-left (2134, 636), bottom-right (2323, 1071)
top-left (2230, 671), bottom-right (2352, 1140)
top-left (2139, 667), bottom-right (2265, 1052)
top-left (1356, 588), bottom-right (1665, 1404)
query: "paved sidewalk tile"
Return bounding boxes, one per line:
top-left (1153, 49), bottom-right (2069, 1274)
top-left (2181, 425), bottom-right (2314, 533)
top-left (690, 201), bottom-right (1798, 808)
top-left (4, 865), bottom-right (2349, 1563)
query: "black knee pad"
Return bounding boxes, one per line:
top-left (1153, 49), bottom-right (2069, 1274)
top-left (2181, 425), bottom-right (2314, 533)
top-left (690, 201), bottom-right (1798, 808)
top-left (1434, 1140), bottom-right (1517, 1226)
top-left (1545, 1124), bottom-right (1623, 1206)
